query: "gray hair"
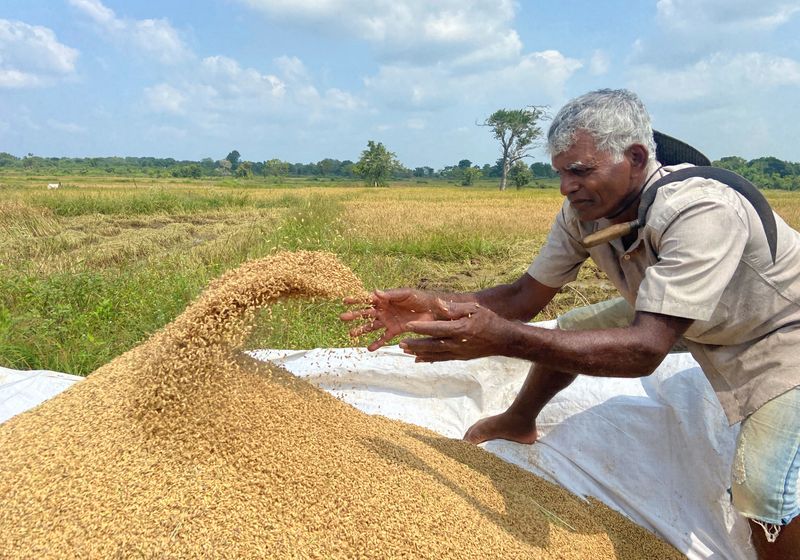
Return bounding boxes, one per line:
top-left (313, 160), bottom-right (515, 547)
top-left (547, 89), bottom-right (656, 162)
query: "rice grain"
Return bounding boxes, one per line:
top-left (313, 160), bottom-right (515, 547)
top-left (0, 250), bottom-right (681, 559)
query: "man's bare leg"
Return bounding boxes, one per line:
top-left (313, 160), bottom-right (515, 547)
top-left (463, 363), bottom-right (577, 444)
top-left (749, 517), bottom-right (800, 560)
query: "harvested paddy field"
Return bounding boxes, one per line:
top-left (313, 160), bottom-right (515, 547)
top-left (0, 250), bottom-right (681, 559)
top-left (3, 178), bottom-right (799, 376)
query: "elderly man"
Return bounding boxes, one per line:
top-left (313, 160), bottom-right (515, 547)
top-left (341, 89), bottom-right (799, 559)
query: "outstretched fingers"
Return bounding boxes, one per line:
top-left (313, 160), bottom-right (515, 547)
top-left (348, 319), bottom-right (384, 338)
top-left (339, 306), bottom-right (378, 323)
top-left (367, 332), bottom-right (396, 352)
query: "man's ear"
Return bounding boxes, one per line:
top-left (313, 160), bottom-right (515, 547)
top-left (626, 144), bottom-right (649, 172)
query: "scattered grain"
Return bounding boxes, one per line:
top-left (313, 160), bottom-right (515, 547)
top-left (0, 250), bottom-right (681, 559)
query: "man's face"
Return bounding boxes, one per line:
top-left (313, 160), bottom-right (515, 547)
top-left (551, 130), bottom-right (639, 223)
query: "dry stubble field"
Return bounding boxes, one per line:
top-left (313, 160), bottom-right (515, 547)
top-left (2, 174), bottom-right (799, 376)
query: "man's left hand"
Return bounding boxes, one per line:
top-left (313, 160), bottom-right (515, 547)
top-left (400, 302), bottom-right (512, 362)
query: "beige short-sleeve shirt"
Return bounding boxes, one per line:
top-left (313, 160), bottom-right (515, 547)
top-left (528, 163), bottom-right (800, 424)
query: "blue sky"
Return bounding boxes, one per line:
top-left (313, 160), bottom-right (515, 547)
top-left (1, 0), bottom-right (799, 168)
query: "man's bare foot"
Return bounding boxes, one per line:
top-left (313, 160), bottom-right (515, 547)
top-left (463, 410), bottom-right (538, 445)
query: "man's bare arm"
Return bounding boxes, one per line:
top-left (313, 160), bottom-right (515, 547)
top-left (402, 306), bottom-right (692, 377)
top-left (506, 311), bottom-right (691, 376)
top-left (473, 274), bottom-right (560, 322)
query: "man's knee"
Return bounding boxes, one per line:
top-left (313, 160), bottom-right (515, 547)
top-left (556, 297), bottom-right (634, 331)
top-left (556, 296), bottom-right (690, 352)
top-left (731, 388), bottom-right (800, 541)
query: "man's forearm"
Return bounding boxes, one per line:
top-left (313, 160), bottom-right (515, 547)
top-left (474, 283), bottom-right (535, 321)
top-left (505, 322), bottom-right (665, 377)
top-left (475, 276), bottom-right (559, 322)
top-left (418, 274), bottom-right (557, 324)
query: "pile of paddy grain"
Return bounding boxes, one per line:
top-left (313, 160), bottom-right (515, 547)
top-left (0, 250), bottom-right (680, 559)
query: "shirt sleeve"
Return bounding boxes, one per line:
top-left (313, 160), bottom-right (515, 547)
top-left (527, 203), bottom-right (590, 288)
top-left (635, 195), bottom-right (749, 321)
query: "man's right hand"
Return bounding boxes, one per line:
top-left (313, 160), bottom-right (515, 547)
top-left (340, 288), bottom-right (449, 351)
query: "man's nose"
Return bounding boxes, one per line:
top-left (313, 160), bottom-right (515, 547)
top-left (560, 176), bottom-right (580, 197)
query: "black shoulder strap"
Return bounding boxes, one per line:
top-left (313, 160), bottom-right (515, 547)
top-left (638, 166), bottom-right (777, 264)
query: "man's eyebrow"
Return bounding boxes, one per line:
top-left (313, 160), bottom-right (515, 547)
top-left (565, 161), bottom-right (593, 171)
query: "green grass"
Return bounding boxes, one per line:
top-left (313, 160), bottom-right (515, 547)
top-left (0, 266), bottom-right (202, 373)
top-left (3, 175), bottom-right (797, 376)
top-left (28, 189), bottom-right (256, 217)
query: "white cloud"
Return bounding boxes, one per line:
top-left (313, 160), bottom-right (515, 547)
top-left (0, 19), bottom-right (79, 88)
top-left (69, 0), bottom-right (191, 64)
top-left (274, 55), bottom-right (311, 83)
top-left (239, 0), bottom-right (582, 125)
top-left (0, 69), bottom-right (40, 88)
top-left (238, 0), bottom-right (521, 67)
top-left (144, 83), bottom-right (187, 114)
top-left (200, 55), bottom-right (286, 101)
top-left (657, 0), bottom-right (800, 31)
top-left (632, 1), bottom-right (800, 70)
top-left (69, 0), bottom-right (122, 30)
top-left (365, 50), bottom-right (582, 110)
top-left (140, 54), bottom-right (366, 128)
top-left (131, 19), bottom-right (191, 65)
top-left (325, 88), bottom-right (364, 111)
top-left (630, 52), bottom-right (800, 104)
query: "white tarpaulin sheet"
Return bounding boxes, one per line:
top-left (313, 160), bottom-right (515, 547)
top-left (1, 339), bottom-right (755, 559)
top-left (0, 367), bottom-right (84, 424)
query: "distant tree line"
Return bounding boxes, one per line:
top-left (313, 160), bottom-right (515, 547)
top-left (0, 149), bottom-right (557, 184)
top-left (712, 156), bottom-right (800, 190)
top-left (1, 150), bottom-right (798, 190)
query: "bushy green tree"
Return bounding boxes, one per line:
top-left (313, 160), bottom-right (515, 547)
top-left (461, 166), bottom-right (482, 186)
top-left (353, 140), bottom-right (400, 187)
top-left (509, 160), bottom-right (533, 189)
top-left (235, 161), bottom-right (253, 178)
top-left (264, 158), bottom-right (289, 180)
top-left (225, 150), bottom-right (241, 171)
top-left (530, 161), bottom-right (557, 178)
top-left (216, 159), bottom-right (232, 176)
top-left (0, 152), bottom-right (19, 167)
top-left (172, 164), bottom-right (202, 178)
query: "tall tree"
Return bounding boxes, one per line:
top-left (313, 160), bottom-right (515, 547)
top-left (353, 140), bottom-right (399, 187)
top-left (480, 106), bottom-right (547, 191)
top-left (225, 150), bottom-right (241, 171)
